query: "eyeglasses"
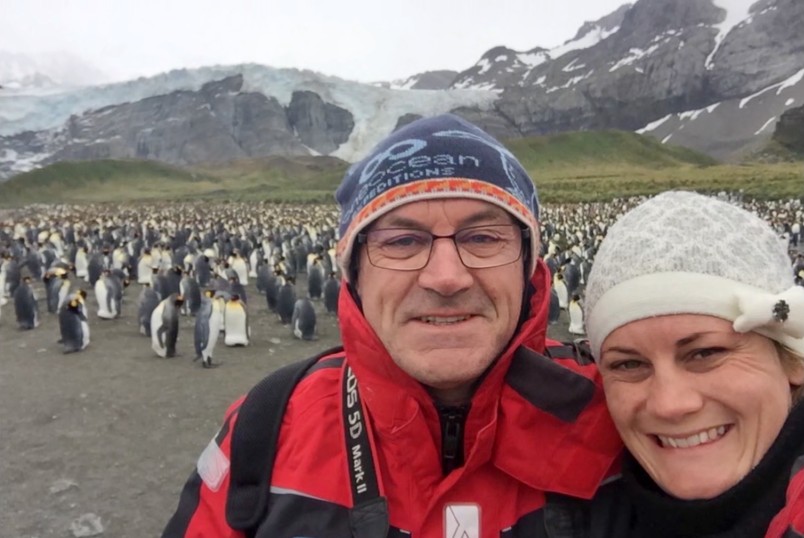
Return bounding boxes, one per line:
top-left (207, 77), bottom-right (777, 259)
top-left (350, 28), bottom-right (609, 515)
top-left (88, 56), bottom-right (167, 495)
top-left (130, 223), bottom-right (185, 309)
top-left (357, 224), bottom-right (528, 271)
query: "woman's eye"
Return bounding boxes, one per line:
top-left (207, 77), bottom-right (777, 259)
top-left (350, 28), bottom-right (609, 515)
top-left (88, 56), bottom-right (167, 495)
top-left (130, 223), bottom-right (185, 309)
top-left (610, 359), bottom-right (644, 371)
top-left (691, 348), bottom-right (725, 360)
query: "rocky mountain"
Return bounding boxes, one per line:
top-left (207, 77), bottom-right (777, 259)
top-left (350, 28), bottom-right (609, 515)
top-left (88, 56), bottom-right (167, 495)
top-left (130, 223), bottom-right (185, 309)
top-left (463, 0), bottom-right (804, 159)
top-left (0, 65), bottom-right (495, 179)
top-left (1, 0), bottom-right (803, 180)
top-left (451, 4), bottom-right (631, 91)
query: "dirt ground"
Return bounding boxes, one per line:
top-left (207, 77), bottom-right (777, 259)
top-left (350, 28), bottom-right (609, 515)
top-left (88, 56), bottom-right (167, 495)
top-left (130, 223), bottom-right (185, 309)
top-left (0, 274), bottom-right (575, 538)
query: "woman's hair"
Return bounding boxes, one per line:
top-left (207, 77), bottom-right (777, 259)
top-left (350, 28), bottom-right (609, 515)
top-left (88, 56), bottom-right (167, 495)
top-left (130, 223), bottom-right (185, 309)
top-left (776, 341), bottom-right (804, 402)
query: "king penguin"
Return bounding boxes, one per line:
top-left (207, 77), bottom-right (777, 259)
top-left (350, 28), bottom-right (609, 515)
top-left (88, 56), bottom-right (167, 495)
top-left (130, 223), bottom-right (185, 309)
top-left (323, 272), bottom-right (340, 314)
top-left (224, 295), bottom-right (250, 346)
top-left (307, 257), bottom-right (324, 300)
top-left (265, 270), bottom-right (282, 313)
top-left (57, 272), bottom-right (71, 312)
top-left (194, 290), bottom-right (221, 368)
top-left (137, 249), bottom-right (154, 285)
top-left (138, 284), bottom-right (160, 336)
top-left (230, 251), bottom-right (249, 286)
top-left (44, 269), bottom-right (64, 314)
top-left (14, 276), bottom-right (39, 330)
top-left (179, 272), bottom-right (201, 316)
top-left (568, 294), bottom-right (585, 335)
top-left (59, 297), bottom-right (90, 353)
top-left (75, 247), bottom-right (89, 281)
top-left (95, 271), bottom-right (118, 319)
top-left (277, 275), bottom-right (297, 324)
top-left (548, 288), bottom-right (561, 325)
top-left (151, 293), bottom-right (183, 358)
top-left (0, 257), bottom-right (7, 306)
top-left (554, 272), bottom-right (569, 310)
top-left (291, 298), bottom-right (317, 341)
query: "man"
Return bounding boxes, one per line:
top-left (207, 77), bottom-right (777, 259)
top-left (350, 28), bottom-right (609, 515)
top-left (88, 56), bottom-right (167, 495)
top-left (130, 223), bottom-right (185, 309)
top-left (162, 114), bottom-right (620, 537)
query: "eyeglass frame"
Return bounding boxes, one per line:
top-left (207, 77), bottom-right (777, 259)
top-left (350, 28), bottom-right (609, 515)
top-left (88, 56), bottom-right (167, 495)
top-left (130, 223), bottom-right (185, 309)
top-left (356, 223), bottom-right (530, 271)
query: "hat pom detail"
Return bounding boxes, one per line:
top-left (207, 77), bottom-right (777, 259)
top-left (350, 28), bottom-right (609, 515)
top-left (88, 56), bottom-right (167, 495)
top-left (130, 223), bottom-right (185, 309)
top-left (734, 286), bottom-right (804, 339)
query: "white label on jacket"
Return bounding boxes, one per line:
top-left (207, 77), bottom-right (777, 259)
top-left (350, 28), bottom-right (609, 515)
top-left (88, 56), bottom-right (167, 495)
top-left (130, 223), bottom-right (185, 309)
top-left (197, 437), bottom-right (230, 492)
top-left (445, 504), bottom-right (480, 538)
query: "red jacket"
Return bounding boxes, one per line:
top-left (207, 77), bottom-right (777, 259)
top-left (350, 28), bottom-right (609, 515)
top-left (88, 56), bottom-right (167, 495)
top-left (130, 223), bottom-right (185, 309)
top-left (163, 259), bottom-right (622, 537)
top-left (766, 435), bottom-right (804, 537)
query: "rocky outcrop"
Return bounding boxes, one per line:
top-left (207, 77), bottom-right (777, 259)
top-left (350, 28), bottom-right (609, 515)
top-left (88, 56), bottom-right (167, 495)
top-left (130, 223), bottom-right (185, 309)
top-left (49, 75), bottom-right (308, 165)
top-left (9, 75), bottom-right (356, 171)
top-left (287, 91), bottom-right (354, 154)
top-left (774, 104), bottom-right (804, 153)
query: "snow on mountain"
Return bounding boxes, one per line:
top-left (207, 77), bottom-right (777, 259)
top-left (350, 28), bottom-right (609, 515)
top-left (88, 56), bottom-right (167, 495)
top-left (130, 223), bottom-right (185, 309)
top-left (451, 4), bottom-right (629, 91)
top-left (383, 70), bottom-right (458, 91)
top-left (636, 67), bottom-right (804, 159)
top-left (549, 24), bottom-right (622, 61)
top-left (451, 22), bottom-right (622, 91)
top-left (705, 0), bottom-right (759, 69)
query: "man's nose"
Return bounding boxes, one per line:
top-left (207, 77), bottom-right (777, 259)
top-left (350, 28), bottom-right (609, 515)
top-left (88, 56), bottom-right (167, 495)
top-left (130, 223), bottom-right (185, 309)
top-left (417, 237), bottom-right (474, 296)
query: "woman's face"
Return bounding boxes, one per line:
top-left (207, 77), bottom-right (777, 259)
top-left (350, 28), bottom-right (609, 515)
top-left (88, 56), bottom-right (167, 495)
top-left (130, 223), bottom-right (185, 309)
top-left (599, 314), bottom-right (804, 499)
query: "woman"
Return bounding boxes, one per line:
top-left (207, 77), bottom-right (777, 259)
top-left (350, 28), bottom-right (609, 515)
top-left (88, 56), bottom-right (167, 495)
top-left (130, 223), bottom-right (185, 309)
top-left (584, 190), bottom-right (804, 537)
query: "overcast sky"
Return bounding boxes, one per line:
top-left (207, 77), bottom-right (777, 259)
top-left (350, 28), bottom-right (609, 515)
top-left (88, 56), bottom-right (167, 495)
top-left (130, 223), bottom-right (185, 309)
top-left (2, 0), bottom-right (631, 83)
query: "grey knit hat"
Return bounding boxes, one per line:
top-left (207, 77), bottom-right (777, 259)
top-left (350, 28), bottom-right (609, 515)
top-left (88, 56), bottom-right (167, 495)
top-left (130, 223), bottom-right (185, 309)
top-left (584, 191), bottom-right (804, 358)
top-left (335, 114), bottom-right (540, 281)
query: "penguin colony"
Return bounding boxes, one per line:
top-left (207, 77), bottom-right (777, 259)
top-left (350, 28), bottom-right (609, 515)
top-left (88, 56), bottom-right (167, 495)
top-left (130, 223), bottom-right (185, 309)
top-left (2, 194), bottom-right (804, 365)
top-left (0, 202), bottom-right (341, 368)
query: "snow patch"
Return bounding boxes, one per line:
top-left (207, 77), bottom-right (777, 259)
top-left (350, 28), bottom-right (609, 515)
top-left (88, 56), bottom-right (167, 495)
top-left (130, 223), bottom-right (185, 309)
top-left (494, 54), bottom-right (508, 63)
top-left (678, 102), bottom-right (720, 122)
top-left (740, 68), bottom-right (804, 108)
top-left (609, 43), bottom-right (662, 72)
top-left (661, 134), bottom-right (673, 144)
top-left (777, 68), bottom-right (804, 94)
top-left (469, 82), bottom-right (501, 92)
top-left (517, 51), bottom-right (548, 68)
top-left (476, 58), bottom-right (492, 76)
top-left (786, 98), bottom-right (796, 106)
top-left (562, 58), bottom-right (586, 73)
top-left (550, 25), bottom-right (620, 60)
top-left (754, 116), bottom-right (776, 135)
top-left (545, 70), bottom-right (594, 93)
top-left (705, 0), bottom-right (758, 69)
top-left (636, 113), bottom-right (672, 134)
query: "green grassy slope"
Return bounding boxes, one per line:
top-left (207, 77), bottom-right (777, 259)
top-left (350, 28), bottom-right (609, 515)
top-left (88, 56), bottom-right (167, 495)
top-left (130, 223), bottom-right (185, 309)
top-left (1, 131), bottom-right (801, 207)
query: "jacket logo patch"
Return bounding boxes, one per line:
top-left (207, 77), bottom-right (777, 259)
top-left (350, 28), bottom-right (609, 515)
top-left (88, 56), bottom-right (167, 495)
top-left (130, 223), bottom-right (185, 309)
top-left (196, 437), bottom-right (230, 492)
top-left (445, 504), bottom-right (480, 538)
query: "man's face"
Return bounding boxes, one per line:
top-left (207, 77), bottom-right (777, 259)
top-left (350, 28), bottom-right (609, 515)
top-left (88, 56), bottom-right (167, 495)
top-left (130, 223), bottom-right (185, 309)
top-left (356, 199), bottom-right (526, 404)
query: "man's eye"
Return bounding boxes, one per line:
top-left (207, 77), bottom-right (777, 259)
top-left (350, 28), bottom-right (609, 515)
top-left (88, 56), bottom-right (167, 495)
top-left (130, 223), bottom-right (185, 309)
top-left (381, 234), bottom-right (426, 248)
top-left (462, 233), bottom-right (501, 244)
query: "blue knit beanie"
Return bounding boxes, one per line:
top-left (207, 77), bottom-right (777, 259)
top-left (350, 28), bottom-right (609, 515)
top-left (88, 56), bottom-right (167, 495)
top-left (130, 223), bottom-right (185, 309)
top-left (335, 114), bottom-right (540, 280)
